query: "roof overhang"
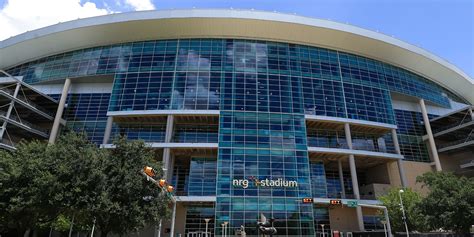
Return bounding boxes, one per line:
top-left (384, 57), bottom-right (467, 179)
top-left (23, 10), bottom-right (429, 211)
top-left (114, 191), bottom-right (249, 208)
top-left (1, 9), bottom-right (473, 104)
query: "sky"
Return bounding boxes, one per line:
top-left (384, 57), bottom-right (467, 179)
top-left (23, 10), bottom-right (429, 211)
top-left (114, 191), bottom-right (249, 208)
top-left (0, 0), bottom-right (473, 77)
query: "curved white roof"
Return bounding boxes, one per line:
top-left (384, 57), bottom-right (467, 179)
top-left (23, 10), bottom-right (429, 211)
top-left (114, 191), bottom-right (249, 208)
top-left (0, 9), bottom-right (473, 104)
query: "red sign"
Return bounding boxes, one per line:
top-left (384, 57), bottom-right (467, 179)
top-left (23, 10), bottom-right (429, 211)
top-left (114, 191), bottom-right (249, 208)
top-left (302, 198), bottom-right (313, 203)
top-left (330, 199), bottom-right (342, 205)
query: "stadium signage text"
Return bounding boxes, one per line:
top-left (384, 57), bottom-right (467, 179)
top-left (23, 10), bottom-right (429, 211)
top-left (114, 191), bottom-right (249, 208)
top-left (232, 178), bottom-right (298, 189)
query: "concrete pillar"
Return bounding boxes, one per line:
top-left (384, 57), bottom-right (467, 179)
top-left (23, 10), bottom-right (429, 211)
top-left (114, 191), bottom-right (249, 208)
top-left (162, 115), bottom-right (175, 234)
top-left (165, 115), bottom-right (174, 143)
top-left (168, 154), bottom-right (175, 183)
top-left (0, 82), bottom-right (21, 139)
top-left (163, 115), bottom-right (174, 180)
top-left (49, 78), bottom-right (71, 144)
top-left (338, 158), bottom-right (346, 199)
top-left (344, 123), bottom-right (365, 231)
top-left (391, 129), bottom-right (408, 187)
top-left (419, 99), bottom-right (442, 171)
top-left (102, 116), bottom-right (114, 144)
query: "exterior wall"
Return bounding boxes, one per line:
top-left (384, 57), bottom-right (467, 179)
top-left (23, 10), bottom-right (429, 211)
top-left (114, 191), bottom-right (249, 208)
top-left (328, 207), bottom-right (378, 231)
top-left (366, 163), bottom-right (391, 184)
top-left (359, 183), bottom-right (392, 199)
top-left (439, 150), bottom-right (474, 175)
top-left (387, 160), bottom-right (433, 194)
top-left (175, 203), bottom-right (187, 236)
top-left (329, 207), bottom-right (359, 231)
top-left (2, 22), bottom-right (472, 234)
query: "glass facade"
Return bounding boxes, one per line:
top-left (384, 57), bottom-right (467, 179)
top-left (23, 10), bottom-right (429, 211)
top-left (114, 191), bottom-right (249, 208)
top-left (8, 39), bottom-right (462, 113)
top-left (50, 93), bottom-right (110, 144)
top-left (307, 129), bottom-right (348, 149)
top-left (11, 37), bottom-right (466, 234)
top-left (393, 109), bottom-right (436, 162)
top-left (313, 207), bottom-right (331, 233)
top-left (188, 158), bottom-right (217, 196)
top-left (216, 112), bottom-right (314, 236)
top-left (363, 215), bottom-right (384, 230)
top-left (185, 204), bottom-right (215, 234)
top-left (310, 162), bottom-right (355, 199)
top-left (173, 124), bottom-right (218, 143)
top-left (112, 123), bottom-right (166, 143)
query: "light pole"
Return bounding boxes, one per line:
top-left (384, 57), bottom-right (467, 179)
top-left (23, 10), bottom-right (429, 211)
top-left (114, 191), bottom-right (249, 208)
top-left (398, 189), bottom-right (409, 237)
top-left (380, 220), bottom-right (387, 237)
top-left (204, 218), bottom-right (211, 237)
top-left (140, 167), bottom-right (177, 237)
top-left (155, 220), bottom-right (162, 237)
top-left (223, 222), bottom-right (228, 237)
top-left (90, 217), bottom-right (96, 237)
top-left (157, 167), bottom-right (167, 237)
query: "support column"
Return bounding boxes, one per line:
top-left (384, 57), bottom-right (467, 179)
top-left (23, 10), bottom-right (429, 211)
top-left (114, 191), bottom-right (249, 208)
top-left (102, 116), bottom-right (114, 144)
top-left (0, 82), bottom-right (21, 139)
top-left (419, 99), bottom-right (442, 171)
top-left (162, 115), bottom-right (174, 180)
top-left (49, 78), bottom-right (71, 144)
top-left (391, 129), bottom-right (407, 187)
top-left (162, 149), bottom-right (172, 180)
top-left (344, 123), bottom-right (365, 231)
top-left (338, 159), bottom-right (346, 199)
top-left (163, 114), bottom-right (175, 235)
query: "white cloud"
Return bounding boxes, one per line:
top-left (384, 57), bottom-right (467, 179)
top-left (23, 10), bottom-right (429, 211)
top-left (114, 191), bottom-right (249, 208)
top-left (124, 0), bottom-right (155, 11)
top-left (0, 0), bottom-right (157, 41)
top-left (0, 0), bottom-right (114, 41)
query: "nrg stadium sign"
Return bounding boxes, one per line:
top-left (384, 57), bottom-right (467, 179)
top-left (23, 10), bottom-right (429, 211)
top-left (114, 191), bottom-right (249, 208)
top-left (233, 177), bottom-right (298, 189)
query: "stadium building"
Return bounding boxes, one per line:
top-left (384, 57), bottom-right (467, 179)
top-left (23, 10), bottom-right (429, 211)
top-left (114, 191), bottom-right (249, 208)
top-left (1, 9), bottom-right (473, 236)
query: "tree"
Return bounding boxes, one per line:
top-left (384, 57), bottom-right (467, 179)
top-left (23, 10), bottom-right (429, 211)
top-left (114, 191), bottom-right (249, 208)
top-left (416, 171), bottom-right (474, 233)
top-left (90, 136), bottom-right (169, 237)
top-left (0, 139), bottom-right (53, 237)
top-left (45, 132), bottom-right (108, 235)
top-left (0, 141), bottom-right (49, 236)
top-left (0, 133), bottom-right (105, 236)
top-left (0, 132), bottom-right (170, 237)
top-left (378, 188), bottom-right (428, 232)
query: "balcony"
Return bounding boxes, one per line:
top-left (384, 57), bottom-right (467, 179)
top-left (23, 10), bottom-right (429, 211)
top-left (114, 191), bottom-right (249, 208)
top-left (305, 115), bottom-right (401, 161)
top-left (172, 124), bottom-right (218, 143)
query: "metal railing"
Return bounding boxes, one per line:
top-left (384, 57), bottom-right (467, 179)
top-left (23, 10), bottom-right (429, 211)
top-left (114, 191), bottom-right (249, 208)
top-left (432, 111), bottom-right (473, 134)
top-left (437, 132), bottom-right (474, 150)
top-left (172, 132), bottom-right (219, 143)
top-left (0, 111), bottom-right (49, 135)
top-left (0, 87), bottom-right (55, 117)
top-left (16, 93), bottom-right (55, 117)
top-left (307, 137), bottom-right (349, 149)
top-left (1, 137), bottom-right (16, 147)
top-left (0, 70), bottom-right (56, 117)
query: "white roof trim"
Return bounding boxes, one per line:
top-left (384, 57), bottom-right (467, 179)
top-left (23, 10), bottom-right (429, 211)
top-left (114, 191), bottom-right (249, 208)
top-left (1, 9), bottom-right (473, 103)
